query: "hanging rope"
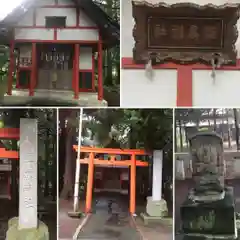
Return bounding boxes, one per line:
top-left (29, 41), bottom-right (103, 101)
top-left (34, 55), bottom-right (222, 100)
top-left (211, 53), bottom-right (224, 84)
top-left (145, 53), bottom-right (157, 80)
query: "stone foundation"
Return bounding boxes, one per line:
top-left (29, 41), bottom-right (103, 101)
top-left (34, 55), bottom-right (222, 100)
top-left (146, 197), bottom-right (168, 217)
top-left (180, 187), bottom-right (237, 239)
top-left (6, 217), bottom-right (49, 240)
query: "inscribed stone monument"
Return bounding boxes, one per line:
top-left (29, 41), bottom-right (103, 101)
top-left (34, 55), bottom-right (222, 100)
top-left (180, 132), bottom-right (237, 239)
top-left (19, 118), bottom-right (38, 229)
top-left (5, 118), bottom-right (49, 240)
top-left (189, 133), bottom-right (225, 202)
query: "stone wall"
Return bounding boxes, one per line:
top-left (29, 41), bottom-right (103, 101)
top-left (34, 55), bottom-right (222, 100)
top-left (175, 151), bottom-right (240, 180)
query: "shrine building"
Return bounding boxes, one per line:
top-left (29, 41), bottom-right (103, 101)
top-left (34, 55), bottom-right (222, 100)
top-left (0, 0), bottom-right (119, 105)
top-left (121, 0), bottom-right (240, 108)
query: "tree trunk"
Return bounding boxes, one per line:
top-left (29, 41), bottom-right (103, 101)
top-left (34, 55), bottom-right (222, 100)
top-left (233, 109), bottom-right (240, 150)
top-left (60, 126), bottom-right (74, 199)
top-left (226, 109), bottom-right (231, 148)
top-left (213, 109), bottom-right (217, 131)
top-left (174, 120), bottom-right (177, 152)
top-left (179, 120), bottom-right (183, 151)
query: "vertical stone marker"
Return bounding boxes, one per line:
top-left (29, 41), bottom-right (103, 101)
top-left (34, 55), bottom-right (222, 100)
top-left (19, 118), bottom-right (38, 229)
top-left (6, 118), bottom-right (49, 240)
top-left (180, 132), bottom-right (238, 240)
top-left (141, 150), bottom-right (168, 224)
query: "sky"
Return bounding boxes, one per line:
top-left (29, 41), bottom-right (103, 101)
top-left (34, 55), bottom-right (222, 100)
top-left (0, 0), bottom-right (24, 20)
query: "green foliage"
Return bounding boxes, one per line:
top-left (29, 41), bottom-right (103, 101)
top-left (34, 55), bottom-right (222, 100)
top-left (79, 108), bottom-right (173, 151)
top-left (94, 0), bottom-right (120, 87)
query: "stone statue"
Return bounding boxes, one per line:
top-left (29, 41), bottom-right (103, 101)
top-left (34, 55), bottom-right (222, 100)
top-left (189, 132), bottom-right (225, 201)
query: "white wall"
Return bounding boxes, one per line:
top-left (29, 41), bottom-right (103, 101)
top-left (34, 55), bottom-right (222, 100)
top-left (79, 47), bottom-right (92, 70)
top-left (16, 9), bottom-right (34, 26)
top-left (57, 29), bottom-right (98, 41)
top-left (36, 0), bottom-right (55, 6)
top-left (121, 69), bottom-right (177, 107)
top-left (192, 70), bottom-right (240, 107)
top-left (15, 28), bottom-right (54, 40)
top-left (79, 11), bottom-right (96, 27)
top-left (17, 5), bottom-right (97, 28)
top-left (15, 5), bottom-right (99, 41)
top-left (121, 0), bottom-right (240, 107)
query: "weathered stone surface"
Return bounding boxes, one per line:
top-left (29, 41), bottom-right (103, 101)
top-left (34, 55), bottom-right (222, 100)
top-left (189, 132), bottom-right (225, 200)
top-left (180, 187), bottom-right (236, 237)
top-left (19, 119), bottom-right (38, 230)
top-left (146, 197), bottom-right (168, 217)
top-left (6, 217), bottom-right (49, 240)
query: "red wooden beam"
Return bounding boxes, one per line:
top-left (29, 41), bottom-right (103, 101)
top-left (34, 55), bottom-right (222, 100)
top-left (0, 148), bottom-right (19, 159)
top-left (78, 158), bottom-right (148, 167)
top-left (73, 145), bottom-right (149, 155)
top-left (0, 128), bottom-right (20, 139)
top-left (121, 57), bottom-right (240, 107)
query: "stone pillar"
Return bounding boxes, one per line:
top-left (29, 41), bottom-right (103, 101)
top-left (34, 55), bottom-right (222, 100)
top-left (19, 118), bottom-right (38, 229)
top-left (152, 150), bottom-right (163, 201)
top-left (6, 119), bottom-right (49, 240)
top-left (145, 150), bottom-right (168, 218)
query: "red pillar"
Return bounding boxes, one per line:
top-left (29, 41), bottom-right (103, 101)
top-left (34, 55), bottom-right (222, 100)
top-left (130, 154), bottom-right (136, 214)
top-left (30, 42), bottom-right (36, 96)
top-left (85, 152), bottom-right (94, 213)
top-left (97, 39), bottom-right (103, 101)
top-left (74, 44), bottom-right (80, 99)
top-left (7, 41), bottom-right (15, 95)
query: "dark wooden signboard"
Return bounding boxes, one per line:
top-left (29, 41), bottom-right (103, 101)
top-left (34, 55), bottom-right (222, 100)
top-left (132, 2), bottom-right (240, 65)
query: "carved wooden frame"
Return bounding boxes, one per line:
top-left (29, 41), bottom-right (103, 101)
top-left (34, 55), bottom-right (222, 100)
top-left (132, 2), bottom-right (240, 65)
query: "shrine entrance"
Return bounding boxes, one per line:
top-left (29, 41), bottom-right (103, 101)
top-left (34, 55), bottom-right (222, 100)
top-left (37, 44), bottom-right (74, 90)
top-left (73, 146), bottom-right (149, 214)
top-left (15, 42), bottom-right (97, 98)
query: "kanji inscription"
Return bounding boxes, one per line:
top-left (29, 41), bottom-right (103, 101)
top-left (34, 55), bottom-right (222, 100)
top-left (148, 17), bottom-right (223, 50)
top-left (132, 2), bottom-right (240, 65)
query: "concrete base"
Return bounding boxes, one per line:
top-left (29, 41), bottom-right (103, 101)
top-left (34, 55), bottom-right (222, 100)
top-left (6, 217), bottom-right (49, 240)
top-left (140, 212), bottom-right (172, 226)
top-left (2, 89), bottom-right (107, 106)
top-left (146, 197), bottom-right (168, 217)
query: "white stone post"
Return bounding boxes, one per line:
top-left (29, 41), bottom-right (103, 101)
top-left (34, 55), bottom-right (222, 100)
top-left (6, 118), bottom-right (49, 239)
top-left (152, 150), bottom-right (163, 201)
top-left (19, 118), bottom-right (38, 229)
top-left (145, 150), bottom-right (168, 218)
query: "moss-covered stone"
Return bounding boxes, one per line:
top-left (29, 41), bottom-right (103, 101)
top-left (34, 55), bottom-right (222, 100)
top-left (146, 197), bottom-right (168, 217)
top-left (6, 217), bottom-right (49, 240)
top-left (180, 187), bottom-right (236, 236)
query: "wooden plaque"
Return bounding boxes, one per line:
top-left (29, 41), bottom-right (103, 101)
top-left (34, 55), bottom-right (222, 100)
top-left (132, 2), bottom-right (240, 65)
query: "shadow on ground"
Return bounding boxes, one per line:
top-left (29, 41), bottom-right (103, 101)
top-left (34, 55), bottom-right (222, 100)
top-left (77, 192), bottom-right (141, 240)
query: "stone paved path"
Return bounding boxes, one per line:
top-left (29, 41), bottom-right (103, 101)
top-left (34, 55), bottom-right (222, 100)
top-left (77, 195), bottom-right (141, 240)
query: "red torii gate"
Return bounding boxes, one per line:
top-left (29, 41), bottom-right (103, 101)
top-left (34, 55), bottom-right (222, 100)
top-left (73, 146), bottom-right (149, 214)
